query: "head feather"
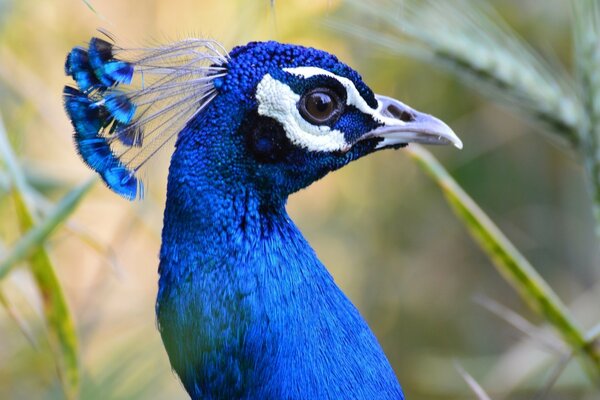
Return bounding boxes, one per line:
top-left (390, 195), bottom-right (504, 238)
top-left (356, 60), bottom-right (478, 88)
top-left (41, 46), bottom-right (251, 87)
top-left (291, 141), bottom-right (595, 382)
top-left (64, 33), bottom-right (229, 199)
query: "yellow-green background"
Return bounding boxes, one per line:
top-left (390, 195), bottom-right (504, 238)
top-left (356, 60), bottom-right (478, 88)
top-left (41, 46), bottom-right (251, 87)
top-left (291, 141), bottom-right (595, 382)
top-left (0, 0), bottom-right (597, 399)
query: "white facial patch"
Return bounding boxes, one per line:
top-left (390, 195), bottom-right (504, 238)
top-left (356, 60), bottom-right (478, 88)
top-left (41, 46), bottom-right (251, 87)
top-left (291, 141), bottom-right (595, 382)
top-left (255, 74), bottom-right (350, 152)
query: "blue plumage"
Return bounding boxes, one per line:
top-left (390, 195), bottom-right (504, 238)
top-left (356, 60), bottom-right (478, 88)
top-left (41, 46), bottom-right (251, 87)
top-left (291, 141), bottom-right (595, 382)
top-left (63, 86), bottom-right (140, 199)
top-left (63, 35), bottom-right (226, 200)
top-left (65, 47), bottom-right (102, 92)
top-left (65, 36), bottom-right (462, 399)
top-left (87, 37), bottom-right (133, 87)
top-left (103, 60), bottom-right (134, 85)
top-left (103, 92), bottom-right (136, 124)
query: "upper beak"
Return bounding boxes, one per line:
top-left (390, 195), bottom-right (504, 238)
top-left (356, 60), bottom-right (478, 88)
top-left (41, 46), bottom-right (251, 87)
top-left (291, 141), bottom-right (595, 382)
top-left (361, 95), bottom-right (463, 150)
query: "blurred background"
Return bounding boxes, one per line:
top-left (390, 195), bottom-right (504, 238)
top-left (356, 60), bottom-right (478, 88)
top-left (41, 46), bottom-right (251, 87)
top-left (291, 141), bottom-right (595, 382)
top-left (0, 0), bottom-right (599, 399)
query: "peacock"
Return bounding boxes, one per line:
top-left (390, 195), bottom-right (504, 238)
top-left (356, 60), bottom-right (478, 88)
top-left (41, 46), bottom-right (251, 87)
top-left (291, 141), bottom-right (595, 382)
top-left (63, 35), bottom-right (461, 400)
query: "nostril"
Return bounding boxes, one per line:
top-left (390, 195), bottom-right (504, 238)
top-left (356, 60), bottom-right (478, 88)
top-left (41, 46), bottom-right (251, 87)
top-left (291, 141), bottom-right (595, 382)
top-left (398, 110), bottom-right (415, 122)
top-left (386, 104), bottom-right (415, 123)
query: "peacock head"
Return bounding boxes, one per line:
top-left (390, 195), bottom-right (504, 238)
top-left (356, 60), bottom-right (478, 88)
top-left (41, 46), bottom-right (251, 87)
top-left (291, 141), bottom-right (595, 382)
top-left (64, 37), bottom-right (461, 203)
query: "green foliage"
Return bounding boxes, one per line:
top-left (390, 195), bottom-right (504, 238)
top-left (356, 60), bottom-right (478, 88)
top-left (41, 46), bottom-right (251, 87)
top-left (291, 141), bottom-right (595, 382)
top-left (574, 0), bottom-right (600, 232)
top-left (12, 192), bottom-right (80, 399)
top-left (0, 179), bottom-right (96, 279)
top-left (0, 0), bottom-right (598, 399)
top-left (408, 144), bottom-right (600, 380)
top-left (0, 115), bottom-right (83, 398)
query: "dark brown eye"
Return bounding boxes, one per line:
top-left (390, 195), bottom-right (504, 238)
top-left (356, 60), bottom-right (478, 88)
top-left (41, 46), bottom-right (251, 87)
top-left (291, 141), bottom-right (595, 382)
top-left (299, 88), bottom-right (343, 125)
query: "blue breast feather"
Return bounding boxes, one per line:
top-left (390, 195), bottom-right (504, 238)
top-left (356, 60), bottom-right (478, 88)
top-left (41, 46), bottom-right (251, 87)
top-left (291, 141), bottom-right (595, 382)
top-left (157, 168), bottom-right (404, 399)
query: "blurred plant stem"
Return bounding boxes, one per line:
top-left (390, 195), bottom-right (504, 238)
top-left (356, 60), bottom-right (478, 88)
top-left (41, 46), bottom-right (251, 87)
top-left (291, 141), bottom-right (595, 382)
top-left (0, 178), bottom-right (96, 279)
top-left (407, 144), bottom-right (600, 382)
top-left (573, 0), bottom-right (600, 237)
top-left (0, 112), bottom-right (82, 399)
top-left (81, 0), bottom-right (97, 14)
top-left (0, 288), bottom-right (37, 347)
top-left (454, 362), bottom-right (492, 400)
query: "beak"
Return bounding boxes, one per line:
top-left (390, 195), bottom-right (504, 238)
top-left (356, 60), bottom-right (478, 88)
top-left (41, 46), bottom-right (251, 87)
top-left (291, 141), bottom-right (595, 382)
top-left (361, 95), bottom-right (463, 150)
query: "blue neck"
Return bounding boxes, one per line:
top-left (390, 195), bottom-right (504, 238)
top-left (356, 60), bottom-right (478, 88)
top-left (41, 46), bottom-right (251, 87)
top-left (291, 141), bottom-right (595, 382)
top-left (156, 115), bottom-right (403, 400)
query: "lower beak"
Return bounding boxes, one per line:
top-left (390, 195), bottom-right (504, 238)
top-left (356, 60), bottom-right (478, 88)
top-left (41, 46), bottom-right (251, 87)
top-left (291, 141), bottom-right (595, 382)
top-left (361, 95), bottom-right (463, 150)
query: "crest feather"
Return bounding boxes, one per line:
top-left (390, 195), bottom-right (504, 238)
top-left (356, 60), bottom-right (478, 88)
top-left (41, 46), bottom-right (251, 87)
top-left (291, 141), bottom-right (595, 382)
top-left (64, 34), bottom-right (229, 199)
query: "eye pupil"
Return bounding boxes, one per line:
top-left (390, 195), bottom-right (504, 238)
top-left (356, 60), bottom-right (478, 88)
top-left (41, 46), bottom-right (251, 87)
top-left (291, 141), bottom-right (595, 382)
top-left (309, 93), bottom-right (332, 115)
top-left (299, 88), bottom-right (343, 125)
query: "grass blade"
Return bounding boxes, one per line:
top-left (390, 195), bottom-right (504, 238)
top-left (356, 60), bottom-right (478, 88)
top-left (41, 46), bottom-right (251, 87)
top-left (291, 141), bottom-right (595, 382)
top-left (12, 192), bottom-right (80, 399)
top-left (474, 295), bottom-right (566, 355)
top-left (0, 178), bottom-right (96, 279)
top-left (454, 361), bottom-right (493, 400)
top-left (0, 288), bottom-right (37, 347)
top-left (0, 114), bottom-right (34, 204)
top-left (406, 144), bottom-right (600, 378)
top-left (81, 0), bottom-right (97, 14)
top-left (573, 0), bottom-right (600, 233)
top-left (0, 113), bottom-right (82, 399)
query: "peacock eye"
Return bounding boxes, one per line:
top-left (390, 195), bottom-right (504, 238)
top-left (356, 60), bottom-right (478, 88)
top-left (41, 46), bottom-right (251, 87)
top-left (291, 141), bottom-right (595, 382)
top-left (299, 87), bottom-right (344, 126)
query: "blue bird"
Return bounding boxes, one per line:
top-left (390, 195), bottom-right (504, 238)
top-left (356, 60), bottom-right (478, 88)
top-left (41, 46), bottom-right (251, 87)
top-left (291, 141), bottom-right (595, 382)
top-left (64, 35), bottom-right (461, 399)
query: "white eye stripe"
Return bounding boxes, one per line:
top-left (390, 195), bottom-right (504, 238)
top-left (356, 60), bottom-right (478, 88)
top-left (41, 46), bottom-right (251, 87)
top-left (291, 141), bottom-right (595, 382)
top-left (255, 74), bottom-right (349, 152)
top-left (283, 66), bottom-right (404, 127)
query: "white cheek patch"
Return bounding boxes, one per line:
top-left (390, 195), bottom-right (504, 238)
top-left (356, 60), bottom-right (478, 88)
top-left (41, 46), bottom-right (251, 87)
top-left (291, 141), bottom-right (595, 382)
top-left (283, 66), bottom-right (405, 128)
top-left (255, 75), bottom-right (349, 153)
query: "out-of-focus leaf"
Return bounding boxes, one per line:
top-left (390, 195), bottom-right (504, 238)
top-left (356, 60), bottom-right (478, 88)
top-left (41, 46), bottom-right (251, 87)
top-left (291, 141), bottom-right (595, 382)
top-left (0, 178), bottom-right (96, 280)
top-left (474, 295), bottom-right (566, 355)
top-left (0, 113), bottom-right (80, 399)
top-left (81, 0), bottom-right (97, 14)
top-left (406, 144), bottom-right (600, 378)
top-left (0, 288), bottom-right (37, 347)
top-left (12, 190), bottom-right (80, 400)
top-left (454, 362), bottom-right (492, 400)
top-left (82, 340), bottom-right (168, 400)
top-left (0, 168), bottom-right (68, 200)
top-left (78, 326), bottom-right (171, 400)
top-left (588, 323), bottom-right (600, 342)
top-left (0, 114), bottom-right (32, 202)
top-left (573, 0), bottom-right (600, 231)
